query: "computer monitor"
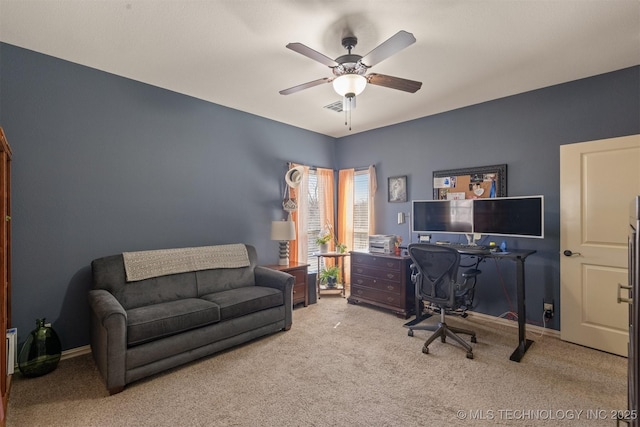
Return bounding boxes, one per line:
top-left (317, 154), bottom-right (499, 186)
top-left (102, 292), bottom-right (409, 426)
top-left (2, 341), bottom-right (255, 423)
top-left (412, 199), bottom-right (474, 234)
top-left (473, 195), bottom-right (544, 239)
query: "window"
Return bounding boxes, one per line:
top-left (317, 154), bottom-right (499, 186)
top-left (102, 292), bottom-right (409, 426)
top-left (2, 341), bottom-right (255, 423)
top-left (297, 167), bottom-right (372, 273)
top-left (305, 170), bottom-right (325, 271)
top-left (299, 168), bottom-right (335, 273)
top-left (353, 170), bottom-right (370, 251)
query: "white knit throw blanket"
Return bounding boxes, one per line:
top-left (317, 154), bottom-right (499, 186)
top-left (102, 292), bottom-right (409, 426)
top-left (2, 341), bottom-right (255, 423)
top-left (122, 244), bottom-right (250, 282)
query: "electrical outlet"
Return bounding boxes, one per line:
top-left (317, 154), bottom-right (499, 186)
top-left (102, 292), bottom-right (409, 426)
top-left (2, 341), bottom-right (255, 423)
top-left (543, 301), bottom-right (554, 319)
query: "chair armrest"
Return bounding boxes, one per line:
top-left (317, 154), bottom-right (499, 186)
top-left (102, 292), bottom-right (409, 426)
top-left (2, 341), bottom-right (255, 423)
top-left (461, 268), bottom-right (481, 278)
top-left (88, 289), bottom-right (128, 394)
top-left (409, 263), bottom-right (421, 292)
top-left (254, 266), bottom-right (293, 290)
top-left (89, 289), bottom-right (127, 324)
top-left (254, 266), bottom-right (294, 329)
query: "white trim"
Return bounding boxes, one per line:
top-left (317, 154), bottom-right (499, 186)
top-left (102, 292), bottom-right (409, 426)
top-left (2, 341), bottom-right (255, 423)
top-left (58, 312), bottom-right (560, 361)
top-left (467, 311), bottom-right (561, 339)
top-left (60, 344), bottom-right (91, 360)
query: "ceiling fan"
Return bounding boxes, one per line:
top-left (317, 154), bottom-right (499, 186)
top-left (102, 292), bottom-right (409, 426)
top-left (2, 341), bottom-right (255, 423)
top-left (280, 30), bottom-right (422, 96)
top-left (279, 30), bottom-right (422, 129)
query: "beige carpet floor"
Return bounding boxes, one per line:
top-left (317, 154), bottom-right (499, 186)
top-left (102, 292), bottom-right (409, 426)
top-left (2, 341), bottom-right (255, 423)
top-left (7, 296), bottom-right (628, 426)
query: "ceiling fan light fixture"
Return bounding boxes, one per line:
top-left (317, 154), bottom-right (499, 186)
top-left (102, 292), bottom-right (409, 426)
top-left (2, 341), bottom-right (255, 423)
top-left (332, 74), bottom-right (367, 97)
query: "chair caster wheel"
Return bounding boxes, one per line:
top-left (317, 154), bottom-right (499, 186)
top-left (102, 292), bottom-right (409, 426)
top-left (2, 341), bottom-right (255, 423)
top-left (466, 352), bottom-right (474, 359)
top-left (408, 329), bottom-right (414, 337)
top-left (441, 336), bottom-right (446, 343)
top-left (422, 346), bottom-right (429, 354)
top-left (471, 336), bottom-right (477, 343)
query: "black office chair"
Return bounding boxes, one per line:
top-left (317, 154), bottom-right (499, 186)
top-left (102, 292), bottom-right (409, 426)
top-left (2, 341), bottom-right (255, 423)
top-left (407, 243), bottom-right (481, 359)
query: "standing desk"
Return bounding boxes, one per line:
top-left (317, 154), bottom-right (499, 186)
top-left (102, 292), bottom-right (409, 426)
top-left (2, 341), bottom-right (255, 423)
top-left (454, 247), bottom-right (537, 362)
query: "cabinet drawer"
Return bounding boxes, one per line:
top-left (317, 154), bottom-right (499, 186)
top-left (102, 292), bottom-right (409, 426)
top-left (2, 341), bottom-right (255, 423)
top-left (350, 285), bottom-right (402, 307)
top-left (293, 284), bottom-right (306, 302)
top-left (352, 265), bottom-right (402, 282)
top-left (288, 269), bottom-right (307, 285)
top-left (351, 274), bottom-right (403, 294)
top-left (351, 253), bottom-right (402, 270)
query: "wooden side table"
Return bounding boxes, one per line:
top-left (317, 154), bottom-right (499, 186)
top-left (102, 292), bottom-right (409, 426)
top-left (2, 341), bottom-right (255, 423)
top-left (263, 262), bottom-right (309, 307)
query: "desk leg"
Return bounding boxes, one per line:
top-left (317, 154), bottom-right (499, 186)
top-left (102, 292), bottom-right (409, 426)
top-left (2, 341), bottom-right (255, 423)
top-left (340, 257), bottom-right (346, 298)
top-left (317, 257), bottom-right (321, 300)
top-left (510, 256), bottom-right (533, 362)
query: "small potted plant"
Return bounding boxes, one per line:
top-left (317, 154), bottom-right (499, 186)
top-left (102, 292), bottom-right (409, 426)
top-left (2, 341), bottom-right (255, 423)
top-left (319, 266), bottom-right (341, 288)
top-left (316, 223), bottom-right (347, 254)
top-left (316, 230), bottom-right (332, 253)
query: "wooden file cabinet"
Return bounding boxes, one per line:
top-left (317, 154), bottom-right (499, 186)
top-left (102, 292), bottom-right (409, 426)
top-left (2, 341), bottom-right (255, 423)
top-left (348, 252), bottom-right (415, 318)
top-left (264, 262), bottom-right (309, 307)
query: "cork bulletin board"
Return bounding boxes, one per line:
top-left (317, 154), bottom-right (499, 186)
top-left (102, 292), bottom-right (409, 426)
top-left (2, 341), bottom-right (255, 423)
top-left (433, 164), bottom-right (507, 200)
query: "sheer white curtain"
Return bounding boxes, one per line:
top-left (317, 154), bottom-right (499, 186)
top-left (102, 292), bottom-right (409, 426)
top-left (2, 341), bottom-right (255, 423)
top-left (368, 165), bottom-right (377, 234)
top-left (317, 168), bottom-right (335, 251)
top-left (289, 163), bottom-right (309, 264)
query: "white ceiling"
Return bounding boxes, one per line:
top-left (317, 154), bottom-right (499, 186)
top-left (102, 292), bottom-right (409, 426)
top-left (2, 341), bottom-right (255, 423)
top-left (1, 1), bottom-right (639, 138)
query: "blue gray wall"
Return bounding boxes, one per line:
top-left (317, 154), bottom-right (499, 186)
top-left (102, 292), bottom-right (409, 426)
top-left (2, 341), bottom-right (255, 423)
top-left (1, 42), bottom-right (638, 350)
top-left (336, 66), bottom-right (640, 329)
top-left (0, 43), bottom-right (335, 350)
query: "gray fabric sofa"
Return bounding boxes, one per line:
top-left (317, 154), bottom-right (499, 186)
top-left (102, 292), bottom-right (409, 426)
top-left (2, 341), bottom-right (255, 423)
top-left (89, 244), bottom-right (293, 394)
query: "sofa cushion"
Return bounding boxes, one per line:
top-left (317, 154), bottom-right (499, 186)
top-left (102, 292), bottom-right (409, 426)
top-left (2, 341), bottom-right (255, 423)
top-left (195, 245), bottom-right (258, 296)
top-left (92, 255), bottom-right (200, 310)
top-left (200, 286), bottom-right (283, 320)
top-left (126, 298), bottom-right (220, 346)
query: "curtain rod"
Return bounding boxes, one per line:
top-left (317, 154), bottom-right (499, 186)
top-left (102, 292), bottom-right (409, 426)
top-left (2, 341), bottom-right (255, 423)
top-left (288, 162), bottom-right (373, 172)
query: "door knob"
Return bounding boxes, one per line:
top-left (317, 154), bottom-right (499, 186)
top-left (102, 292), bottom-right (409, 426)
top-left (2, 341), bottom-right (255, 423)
top-left (563, 250), bottom-right (581, 257)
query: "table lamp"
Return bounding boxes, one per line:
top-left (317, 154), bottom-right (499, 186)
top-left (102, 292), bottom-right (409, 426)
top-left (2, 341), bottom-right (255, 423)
top-left (271, 220), bottom-right (296, 265)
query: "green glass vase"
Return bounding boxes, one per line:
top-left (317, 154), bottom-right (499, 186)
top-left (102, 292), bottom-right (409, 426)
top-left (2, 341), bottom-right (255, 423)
top-left (18, 318), bottom-right (62, 377)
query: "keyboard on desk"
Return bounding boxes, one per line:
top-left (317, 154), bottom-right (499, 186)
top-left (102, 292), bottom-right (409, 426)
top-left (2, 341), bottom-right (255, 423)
top-left (440, 243), bottom-right (490, 255)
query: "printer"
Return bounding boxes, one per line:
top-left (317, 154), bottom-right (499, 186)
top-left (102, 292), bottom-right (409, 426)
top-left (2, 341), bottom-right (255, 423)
top-left (368, 235), bottom-right (397, 254)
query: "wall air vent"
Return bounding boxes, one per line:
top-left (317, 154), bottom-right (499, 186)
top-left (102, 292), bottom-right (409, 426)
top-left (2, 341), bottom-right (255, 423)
top-left (323, 100), bottom-right (343, 113)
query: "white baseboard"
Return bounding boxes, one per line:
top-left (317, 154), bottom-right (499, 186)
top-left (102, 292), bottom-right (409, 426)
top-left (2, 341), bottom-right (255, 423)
top-left (61, 344), bottom-right (91, 360)
top-left (467, 310), bottom-right (561, 339)
top-left (57, 313), bottom-right (560, 361)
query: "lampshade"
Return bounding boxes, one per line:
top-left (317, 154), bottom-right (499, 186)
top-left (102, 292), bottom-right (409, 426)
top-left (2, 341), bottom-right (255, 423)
top-left (332, 74), bottom-right (367, 97)
top-left (270, 220), bottom-right (296, 241)
top-left (271, 220), bottom-right (296, 266)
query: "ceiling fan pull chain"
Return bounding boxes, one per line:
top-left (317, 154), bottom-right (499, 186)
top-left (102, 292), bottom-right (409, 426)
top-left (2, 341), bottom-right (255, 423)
top-left (343, 96), bottom-right (353, 131)
top-left (344, 97), bottom-right (348, 127)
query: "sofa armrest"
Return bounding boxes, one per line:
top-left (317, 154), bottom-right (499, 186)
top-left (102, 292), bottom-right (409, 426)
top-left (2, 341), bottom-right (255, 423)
top-left (254, 266), bottom-right (294, 330)
top-left (88, 289), bottom-right (128, 394)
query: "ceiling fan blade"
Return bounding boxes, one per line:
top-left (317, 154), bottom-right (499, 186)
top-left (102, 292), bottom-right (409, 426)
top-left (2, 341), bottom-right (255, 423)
top-left (360, 30), bottom-right (416, 67)
top-left (367, 73), bottom-right (422, 93)
top-left (286, 43), bottom-right (338, 68)
top-left (279, 77), bottom-right (332, 95)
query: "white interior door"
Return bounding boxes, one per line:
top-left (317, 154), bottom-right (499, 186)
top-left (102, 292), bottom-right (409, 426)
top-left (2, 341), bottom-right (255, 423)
top-left (560, 134), bottom-right (640, 356)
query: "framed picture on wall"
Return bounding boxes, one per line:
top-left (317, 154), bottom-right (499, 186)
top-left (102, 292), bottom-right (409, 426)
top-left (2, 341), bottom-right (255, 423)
top-left (388, 175), bottom-right (407, 203)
